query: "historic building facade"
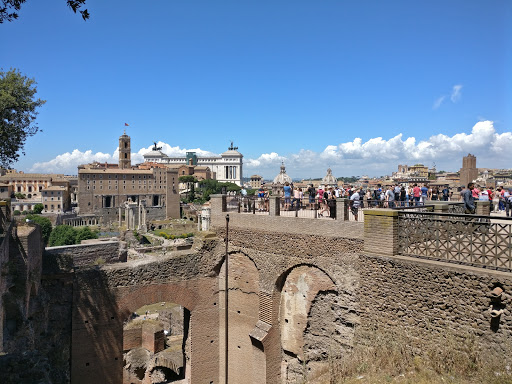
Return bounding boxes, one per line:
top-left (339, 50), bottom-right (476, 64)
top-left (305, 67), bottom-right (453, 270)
top-left (143, 142), bottom-right (243, 186)
top-left (77, 133), bottom-right (180, 224)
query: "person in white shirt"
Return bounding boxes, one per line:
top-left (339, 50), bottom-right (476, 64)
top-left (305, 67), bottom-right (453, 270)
top-left (350, 189), bottom-right (361, 221)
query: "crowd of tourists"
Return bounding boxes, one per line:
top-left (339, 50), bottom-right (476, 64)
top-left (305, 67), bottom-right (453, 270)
top-left (239, 181), bottom-right (512, 218)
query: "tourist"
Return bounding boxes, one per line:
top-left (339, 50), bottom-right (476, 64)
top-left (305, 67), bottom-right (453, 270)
top-left (291, 187), bottom-right (301, 209)
top-left (412, 183), bottom-right (421, 206)
top-left (283, 182), bottom-right (292, 210)
top-left (463, 182), bottom-right (476, 214)
top-left (442, 185), bottom-right (450, 201)
top-left (385, 185), bottom-right (395, 208)
top-left (318, 186), bottom-right (330, 217)
top-left (399, 186), bottom-right (406, 207)
top-left (257, 187), bottom-right (265, 211)
top-left (420, 183), bottom-right (429, 205)
top-left (496, 186), bottom-right (504, 211)
top-left (504, 189), bottom-right (512, 217)
top-left (350, 188), bottom-right (361, 220)
top-left (459, 186), bottom-right (465, 201)
top-left (479, 188), bottom-right (489, 202)
top-left (307, 184), bottom-right (316, 209)
top-left (327, 188), bottom-right (336, 219)
top-left (372, 188), bottom-right (380, 207)
top-left (472, 185), bottom-right (480, 200)
top-left (394, 184), bottom-right (401, 202)
top-left (431, 186), bottom-right (439, 201)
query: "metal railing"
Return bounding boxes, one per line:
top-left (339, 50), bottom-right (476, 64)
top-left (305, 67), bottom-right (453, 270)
top-left (224, 195), bottom-right (444, 222)
top-left (397, 211), bottom-right (512, 272)
top-left (226, 195), bottom-right (270, 215)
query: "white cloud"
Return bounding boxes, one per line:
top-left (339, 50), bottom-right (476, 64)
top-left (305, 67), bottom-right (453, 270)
top-left (243, 120), bottom-right (511, 178)
top-left (433, 95), bottom-right (446, 110)
top-left (31, 149), bottom-right (116, 174)
top-left (433, 84), bottom-right (463, 109)
top-left (451, 84), bottom-right (463, 102)
top-left (28, 121), bottom-right (510, 179)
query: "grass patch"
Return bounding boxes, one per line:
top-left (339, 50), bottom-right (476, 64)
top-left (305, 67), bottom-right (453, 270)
top-left (326, 328), bottom-right (512, 384)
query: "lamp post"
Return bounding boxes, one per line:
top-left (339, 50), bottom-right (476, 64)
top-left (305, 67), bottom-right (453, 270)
top-left (224, 214), bottom-right (229, 384)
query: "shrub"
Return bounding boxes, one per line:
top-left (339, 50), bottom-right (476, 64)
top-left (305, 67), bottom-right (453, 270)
top-left (13, 210), bottom-right (20, 216)
top-left (76, 226), bottom-right (98, 243)
top-left (21, 210), bottom-right (28, 215)
top-left (48, 225), bottom-right (78, 247)
top-left (32, 203), bottom-right (44, 214)
top-left (26, 214), bottom-right (52, 245)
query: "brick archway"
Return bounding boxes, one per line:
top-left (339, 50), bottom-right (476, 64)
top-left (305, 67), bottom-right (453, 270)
top-left (71, 269), bottom-right (220, 384)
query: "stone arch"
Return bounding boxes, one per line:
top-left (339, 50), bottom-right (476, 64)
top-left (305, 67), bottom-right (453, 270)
top-left (71, 272), bottom-right (219, 384)
top-left (218, 251), bottom-right (261, 384)
top-left (275, 264), bottom-right (346, 384)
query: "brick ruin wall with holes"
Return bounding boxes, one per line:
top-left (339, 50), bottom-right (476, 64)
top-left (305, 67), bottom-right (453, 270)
top-left (211, 212), bottom-right (512, 379)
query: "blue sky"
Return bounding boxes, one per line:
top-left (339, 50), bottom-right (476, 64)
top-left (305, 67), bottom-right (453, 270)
top-left (2, 0), bottom-right (511, 179)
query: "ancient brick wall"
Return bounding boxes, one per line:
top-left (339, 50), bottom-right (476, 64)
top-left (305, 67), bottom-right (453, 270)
top-left (46, 241), bottom-right (124, 267)
top-left (141, 324), bottom-right (165, 354)
top-left (212, 210), bottom-right (364, 240)
top-left (358, 253), bottom-right (512, 356)
top-left (70, 242), bottom-right (222, 384)
top-left (123, 328), bottom-right (142, 351)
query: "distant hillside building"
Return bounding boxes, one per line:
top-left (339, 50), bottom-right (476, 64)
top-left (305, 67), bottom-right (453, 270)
top-left (459, 154), bottom-right (478, 187)
top-left (77, 133), bottom-right (180, 224)
top-left (249, 175), bottom-right (263, 189)
top-left (0, 171), bottom-right (74, 213)
top-left (143, 141), bottom-right (243, 186)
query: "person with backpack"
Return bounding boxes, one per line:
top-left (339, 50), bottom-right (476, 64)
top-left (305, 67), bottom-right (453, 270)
top-left (442, 186), bottom-right (450, 201)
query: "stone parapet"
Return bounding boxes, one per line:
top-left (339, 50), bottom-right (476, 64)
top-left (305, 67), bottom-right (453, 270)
top-left (209, 194), bottom-right (227, 217)
top-left (269, 196), bottom-right (281, 216)
top-left (363, 209), bottom-right (399, 257)
top-left (475, 200), bottom-right (490, 216)
top-left (337, 198), bottom-right (349, 221)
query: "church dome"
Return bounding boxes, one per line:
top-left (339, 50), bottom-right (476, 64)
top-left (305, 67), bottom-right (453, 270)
top-left (322, 168), bottom-right (337, 186)
top-left (273, 162), bottom-right (292, 184)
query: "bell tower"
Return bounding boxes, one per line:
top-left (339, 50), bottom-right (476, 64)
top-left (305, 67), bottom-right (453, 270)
top-left (119, 130), bottom-right (131, 169)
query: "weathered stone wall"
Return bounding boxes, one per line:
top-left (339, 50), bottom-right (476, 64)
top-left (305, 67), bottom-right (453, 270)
top-left (211, 210), bottom-right (364, 240)
top-left (358, 253), bottom-right (512, 356)
top-left (0, 221), bottom-right (73, 384)
top-left (45, 241), bottom-right (125, 267)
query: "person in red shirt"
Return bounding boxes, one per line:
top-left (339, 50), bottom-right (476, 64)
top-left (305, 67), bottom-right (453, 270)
top-left (412, 183), bottom-right (421, 206)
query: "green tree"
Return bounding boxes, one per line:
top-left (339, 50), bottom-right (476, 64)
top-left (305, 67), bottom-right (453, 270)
top-left (26, 214), bottom-right (52, 245)
top-left (14, 192), bottom-right (26, 199)
top-left (76, 226), bottom-right (97, 243)
top-left (0, 69), bottom-right (46, 167)
top-left (48, 225), bottom-right (77, 247)
top-left (0, 1), bottom-right (89, 23)
top-left (32, 203), bottom-right (44, 214)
